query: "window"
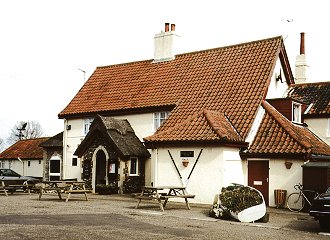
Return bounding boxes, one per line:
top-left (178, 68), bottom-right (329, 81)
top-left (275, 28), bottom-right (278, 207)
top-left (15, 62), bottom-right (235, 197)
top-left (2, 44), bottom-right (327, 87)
top-left (84, 118), bottom-right (94, 135)
top-left (28, 161), bottom-right (31, 167)
top-left (292, 103), bottom-right (301, 123)
top-left (130, 157), bottom-right (138, 175)
top-left (327, 119), bottom-right (330, 137)
top-left (39, 160), bottom-right (41, 164)
top-left (72, 157), bottom-right (78, 166)
top-left (153, 111), bottom-right (170, 131)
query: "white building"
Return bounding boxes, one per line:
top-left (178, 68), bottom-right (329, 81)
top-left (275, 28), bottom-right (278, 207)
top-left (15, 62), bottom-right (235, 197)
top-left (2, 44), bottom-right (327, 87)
top-left (0, 138), bottom-right (48, 178)
top-left (58, 24), bottom-right (330, 205)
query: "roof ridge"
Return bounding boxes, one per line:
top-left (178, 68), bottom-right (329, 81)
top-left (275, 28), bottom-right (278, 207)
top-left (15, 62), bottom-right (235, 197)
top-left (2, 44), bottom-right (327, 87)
top-left (97, 59), bottom-right (153, 69)
top-left (96, 36), bottom-right (283, 69)
top-left (177, 35), bottom-right (283, 57)
top-left (261, 101), bottom-right (312, 150)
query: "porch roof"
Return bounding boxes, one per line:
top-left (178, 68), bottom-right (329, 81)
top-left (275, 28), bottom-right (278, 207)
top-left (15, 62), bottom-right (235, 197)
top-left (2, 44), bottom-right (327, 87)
top-left (74, 115), bottom-right (150, 159)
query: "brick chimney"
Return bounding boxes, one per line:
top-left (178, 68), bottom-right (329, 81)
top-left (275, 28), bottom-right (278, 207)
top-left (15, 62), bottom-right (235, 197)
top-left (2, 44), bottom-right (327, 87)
top-left (295, 32), bottom-right (308, 84)
top-left (153, 23), bottom-right (178, 63)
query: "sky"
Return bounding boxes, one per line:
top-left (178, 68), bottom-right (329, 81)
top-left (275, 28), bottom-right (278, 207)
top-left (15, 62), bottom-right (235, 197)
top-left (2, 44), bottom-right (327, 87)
top-left (0, 0), bottom-right (329, 145)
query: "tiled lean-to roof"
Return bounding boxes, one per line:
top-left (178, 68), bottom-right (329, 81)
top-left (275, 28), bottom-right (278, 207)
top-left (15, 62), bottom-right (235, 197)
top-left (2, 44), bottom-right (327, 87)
top-left (243, 101), bottom-right (330, 158)
top-left (288, 81), bottom-right (330, 116)
top-left (59, 36), bottom-right (293, 143)
top-left (0, 138), bottom-right (49, 160)
top-left (144, 109), bottom-right (245, 144)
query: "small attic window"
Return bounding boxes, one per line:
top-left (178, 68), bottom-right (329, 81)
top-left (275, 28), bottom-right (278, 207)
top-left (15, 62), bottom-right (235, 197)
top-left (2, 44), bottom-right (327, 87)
top-left (153, 111), bottom-right (170, 131)
top-left (292, 102), bottom-right (302, 123)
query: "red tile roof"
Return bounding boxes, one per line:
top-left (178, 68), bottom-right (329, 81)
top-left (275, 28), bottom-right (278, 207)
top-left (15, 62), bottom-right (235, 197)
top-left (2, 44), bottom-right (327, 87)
top-left (288, 81), bottom-right (330, 116)
top-left (244, 101), bottom-right (330, 158)
top-left (0, 138), bottom-right (49, 160)
top-left (144, 109), bottom-right (245, 145)
top-left (59, 36), bottom-right (291, 143)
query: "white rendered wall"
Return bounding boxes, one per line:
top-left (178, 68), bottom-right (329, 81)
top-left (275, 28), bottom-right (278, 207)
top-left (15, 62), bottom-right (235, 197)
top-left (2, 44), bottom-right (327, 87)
top-left (266, 59), bottom-right (290, 99)
top-left (2, 159), bottom-right (43, 178)
top-left (268, 159), bottom-right (303, 207)
top-left (63, 118), bottom-right (85, 180)
top-left (305, 118), bottom-right (330, 146)
top-left (154, 146), bottom-right (241, 204)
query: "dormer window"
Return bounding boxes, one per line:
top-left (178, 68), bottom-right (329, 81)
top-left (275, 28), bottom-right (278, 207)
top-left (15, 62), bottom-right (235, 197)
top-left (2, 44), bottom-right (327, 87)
top-left (292, 102), bottom-right (302, 123)
top-left (153, 111), bottom-right (170, 131)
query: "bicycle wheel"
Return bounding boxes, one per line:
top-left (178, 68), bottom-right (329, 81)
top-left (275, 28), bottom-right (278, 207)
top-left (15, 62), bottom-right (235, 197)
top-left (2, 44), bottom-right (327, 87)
top-left (287, 192), bottom-right (305, 212)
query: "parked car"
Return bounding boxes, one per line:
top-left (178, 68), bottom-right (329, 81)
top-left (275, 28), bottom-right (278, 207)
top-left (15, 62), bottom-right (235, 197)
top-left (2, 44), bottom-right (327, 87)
top-left (0, 168), bottom-right (40, 186)
top-left (310, 187), bottom-right (330, 231)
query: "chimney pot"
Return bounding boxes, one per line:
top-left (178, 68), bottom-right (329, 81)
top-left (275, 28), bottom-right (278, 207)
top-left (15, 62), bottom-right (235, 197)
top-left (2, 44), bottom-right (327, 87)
top-left (165, 23), bottom-right (170, 32)
top-left (171, 24), bottom-right (176, 31)
top-left (300, 32), bottom-right (305, 55)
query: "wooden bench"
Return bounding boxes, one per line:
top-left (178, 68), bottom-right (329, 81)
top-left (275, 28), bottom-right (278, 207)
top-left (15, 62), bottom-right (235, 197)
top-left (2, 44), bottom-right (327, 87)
top-left (65, 189), bottom-right (92, 202)
top-left (6, 184), bottom-right (35, 194)
top-left (38, 187), bottom-right (63, 200)
top-left (135, 186), bottom-right (196, 211)
top-left (161, 194), bottom-right (195, 209)
top-left (64, 186), bottom-right (92, 202)
top-left (160, 194), bottom-right (195, 199)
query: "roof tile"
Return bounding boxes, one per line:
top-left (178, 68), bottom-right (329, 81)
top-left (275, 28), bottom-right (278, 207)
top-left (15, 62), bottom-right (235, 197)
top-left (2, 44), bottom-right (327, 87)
top-left (59, 36), bottom-right (284, 142)
top-left (246, 101), bottom-right (330, 156)
top-left (0, 138), bottom-right (49, 160)
top-left (288, 82), bottom-right (330, 115)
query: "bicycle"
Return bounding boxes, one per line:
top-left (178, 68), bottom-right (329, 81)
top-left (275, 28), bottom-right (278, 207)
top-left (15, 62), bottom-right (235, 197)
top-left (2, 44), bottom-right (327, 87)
top-left (286, 183), bottom-right (319, 212)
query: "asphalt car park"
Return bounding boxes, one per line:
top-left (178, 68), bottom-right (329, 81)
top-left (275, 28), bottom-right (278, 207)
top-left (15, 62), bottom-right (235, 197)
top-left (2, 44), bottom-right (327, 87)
top-left (0, 193), bottom-right (329, 239)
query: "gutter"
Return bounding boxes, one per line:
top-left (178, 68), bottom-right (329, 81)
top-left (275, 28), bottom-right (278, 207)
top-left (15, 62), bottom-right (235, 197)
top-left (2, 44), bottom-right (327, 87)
top-left (310, 154), bottom-right (330, 161)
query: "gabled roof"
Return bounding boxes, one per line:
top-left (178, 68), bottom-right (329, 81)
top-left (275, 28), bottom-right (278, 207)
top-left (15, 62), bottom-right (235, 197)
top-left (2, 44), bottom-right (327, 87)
top-left (144, 109), bottom-right (246, 146)
top-left (0, 138), bottom-right (49, 160)
top-left (59, 36), bottom-right (293, 143)
top-left (39, 132), bottom-right (63, 148)
top-left (74, 115), bottom-right (150, 158)
top-left (288, 81), bottom-right (330, 116)
top-left (242, 101), bottom-right (330, 159)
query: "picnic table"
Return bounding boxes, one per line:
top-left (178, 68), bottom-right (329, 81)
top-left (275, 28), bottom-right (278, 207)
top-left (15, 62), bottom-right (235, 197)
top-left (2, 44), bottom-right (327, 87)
top-left (135, 186), bottom-right (195, 211)
top-left (37, 181), bottom-right (91, 202)
top-left (0, 180), bottom-right (34, 195)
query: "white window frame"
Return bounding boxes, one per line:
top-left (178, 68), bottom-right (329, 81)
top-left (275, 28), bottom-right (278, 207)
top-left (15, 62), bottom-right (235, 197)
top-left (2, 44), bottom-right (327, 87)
top-left (153, 111), bottom-right (170, 131)
top-left (292, 102), bottom-right (301, 124)
top-left (327, 118), bottom-right (330, 137)
top-left (84, 118), bottom-right (94, 135)
top-left (129, 157), bottom-right (139, 176)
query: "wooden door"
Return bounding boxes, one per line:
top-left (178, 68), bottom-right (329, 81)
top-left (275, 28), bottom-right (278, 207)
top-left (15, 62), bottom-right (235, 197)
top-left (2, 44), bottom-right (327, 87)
top-left (248, 161), bottom-right (269, 205)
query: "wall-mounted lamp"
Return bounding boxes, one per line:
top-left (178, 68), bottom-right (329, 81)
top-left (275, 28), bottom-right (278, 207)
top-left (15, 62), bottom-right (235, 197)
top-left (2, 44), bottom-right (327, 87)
top-left (66, 125), bottom-right (71, 130)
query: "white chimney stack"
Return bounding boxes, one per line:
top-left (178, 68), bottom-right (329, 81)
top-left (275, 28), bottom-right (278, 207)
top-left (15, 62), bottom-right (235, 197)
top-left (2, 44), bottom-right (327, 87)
top-left (153, 23), bottom-right (178, 63)
top-left (295, 32), bottom-right (308, 84)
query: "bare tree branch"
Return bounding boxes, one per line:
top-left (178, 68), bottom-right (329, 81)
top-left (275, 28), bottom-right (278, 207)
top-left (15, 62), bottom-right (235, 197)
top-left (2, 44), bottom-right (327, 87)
top-left (6, 120), bottom-right (44, 145)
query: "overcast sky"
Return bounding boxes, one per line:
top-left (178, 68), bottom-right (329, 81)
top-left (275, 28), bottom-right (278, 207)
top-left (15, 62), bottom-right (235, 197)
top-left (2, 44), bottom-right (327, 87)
top-left (0, 0), bottom-right (329, 144)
